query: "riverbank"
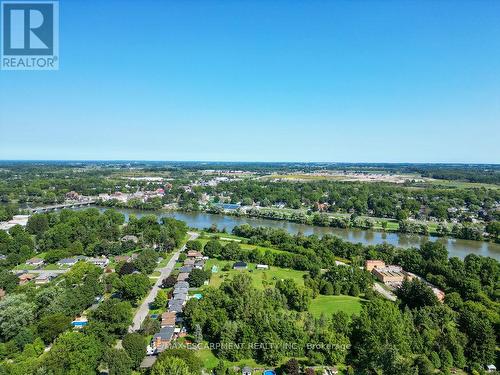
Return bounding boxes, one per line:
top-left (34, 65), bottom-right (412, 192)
top-left (98, 200), bottom-right (496, 243)
top-left (77, 206), bottom-right (500, 260)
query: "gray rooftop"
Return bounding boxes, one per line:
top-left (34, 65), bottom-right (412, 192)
top-left (174, 281), bottom-right (189, 289)
top-left (168, 300), bottom-right (184, 312)
top-left (174, 287), bottom-right (189, 294)
top-left (153, 326), bottom-right (175, 341)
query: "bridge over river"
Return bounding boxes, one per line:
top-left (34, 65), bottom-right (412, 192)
top-left (28, 200), bottom-right (97, 213)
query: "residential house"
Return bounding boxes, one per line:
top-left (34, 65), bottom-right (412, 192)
top-left (187, 251), bottom-right (203, 259)
top-left (65, 191), bottom-right (80, 200)
top-left (152, 326), bottom-right (175, 352)
top-left (173, 293), bottom-right (188, 303)
top-left (179, 266), bottom-right (193, 273)
top-left (174, 281), bottom-right (189, 289)
top-left (18, 273), bottom-right (35, 285)
top-left (87, 257), bottom-right (110, 268)
top-left (233, 261), bottom-right (248, 270)
top-left (194, 260), bottom-right (205, 270)
top-left (173, 286), bottom-right (189, 296)
top-left (26, 257), bottom-right (44, 267)
top-left (365, 260), bottom-right (386, 271)
top-left (0, 254), bottom-right (7, 261)
top-left (242, 366), bottom-right (253, 375)
top-left (184, 259), bottom-right (195, 266)
top-left (121, 235), bottom-right (139, 244)
top-left (58, 256), bottom-right (86, 267)
top-left (177, 273), bottom-right (189, 282)
top-left (168, 299), bottom-right (184, 313)
top-left (34, 272), bottom-right (57, 285)
top-left (160, 312), bottom-right (176, 328)
top-left (114, 255), bottom-right (132, 263)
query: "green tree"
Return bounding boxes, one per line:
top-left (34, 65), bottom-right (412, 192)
top-left (134, 248), bottom-right (158, 274)
top-left (119, 273), bottom-right (151, 303)
top-left (103, 348), bottom-right (133, 375)
top-left (37, 313), bottom-right (72, 344)
top-left (26, 214), bottom-right (49, 236)
top-left (0, 270), bottom-right (18, 293)
top-left (396, 278), bottom-right (439, 309)
top-left (151, 356), bottom-right (191, 375)
top-left (350, 299), bottom-right (412, 373)
top-left (188, 268), bottom-right (210, 288)
top-left (194, 324), bottom-right (203, 344)
top-left (89, 298), bottom-right (133, 337)
top-left (152, 289), bottom-right (168, 310)
top-left (203, 240), bottom-right (223, 258)
top-left (44, 332), bottom-right (102, 375)
top-left (186, 240), bottom-right (202, 251)
top-left (459, 302), bottom-right (496, 365)
top-left (282, 358), bottom-right (300, 375)
top-left (122, 333), bottom-right (146, 369)
top-left (0, 294), bottom-right (35, 341)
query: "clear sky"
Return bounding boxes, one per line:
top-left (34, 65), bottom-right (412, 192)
top-left (1, 0), bottom-right (499, 163)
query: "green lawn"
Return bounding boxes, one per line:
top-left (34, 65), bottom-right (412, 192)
top-left (309, 295), bottom-right (365, 317)
top-left (43, 263), bottom-right (64, 270)
top-left (194, 342), bottom-right (285, 372)
top-left (204, 259), bottom-right (306, 290)
top-left (199, 233), bottom-right (291, 257)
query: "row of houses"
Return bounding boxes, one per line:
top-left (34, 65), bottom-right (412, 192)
top-left (149, 251), bottom-right (208, 354)
top-left (16, 271), bottom-right (58, 286)
top-left (23, 255), bottom-right (112, 269)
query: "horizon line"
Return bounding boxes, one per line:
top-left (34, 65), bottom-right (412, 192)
top-left (0, 159), bottom-right (499, 166)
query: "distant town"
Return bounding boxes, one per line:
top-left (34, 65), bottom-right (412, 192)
top-left (0, 162), bottom-right (498, 375)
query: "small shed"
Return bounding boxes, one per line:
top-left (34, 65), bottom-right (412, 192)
top-left (233, 261), bottom-right (248, 270)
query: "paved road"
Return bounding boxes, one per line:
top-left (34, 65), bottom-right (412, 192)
top-left (373, 282), bottom-right (397, 301)
top-left (11, 268), bottom-right (69, 274)
top-left (129, 231), bottom-right (199, 332)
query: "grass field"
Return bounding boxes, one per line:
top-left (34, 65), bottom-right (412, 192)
top-left (199, 234), bottom-right (290, 256)
top-left (204, 259), bottom-right (306, 290)
top-left (309, 295), bottom-right (365, 317)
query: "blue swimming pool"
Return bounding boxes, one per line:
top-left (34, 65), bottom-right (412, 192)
top-left (263, 371), bottom-right (276, 375)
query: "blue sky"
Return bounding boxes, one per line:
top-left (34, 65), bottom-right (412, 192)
top-left (1, 0), bottom-right (499, 163)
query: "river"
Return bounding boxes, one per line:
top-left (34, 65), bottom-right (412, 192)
top-left (83, 207), bottom-right (500, 260)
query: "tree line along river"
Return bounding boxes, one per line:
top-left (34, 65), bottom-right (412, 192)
top-left (76, 207), bottom-right (500, 261)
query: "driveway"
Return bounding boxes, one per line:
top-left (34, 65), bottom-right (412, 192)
top-left (373, 282), bottom-right (397, 301)
top-left (129, 231), bottom-right (199, 332)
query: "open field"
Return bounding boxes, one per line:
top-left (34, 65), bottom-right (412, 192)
top-left (204, 259), bottom-right (306, 289)
top-left (309, 295), bottom-right (365, 317)
top-left (262, 172), bottom-right (424, 184)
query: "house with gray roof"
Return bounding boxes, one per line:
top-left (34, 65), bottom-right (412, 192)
top-left (173, 286), bottom-right (189, 295)
top-left (174, 281), bottom-right (189, 289)
top-left (168, 299), bottom-right (184, 313)
top-left (173, 293), bottom-right (188, 302)
top-left (179, 265), bottom-right (193, 273)
top-left (152, 326), bottom-right (175, 352)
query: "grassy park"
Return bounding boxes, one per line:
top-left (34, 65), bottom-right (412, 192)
top-left (203, 258), bottom-right (306, 289)
top-left (309, 295), bottom-right (365, 317)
